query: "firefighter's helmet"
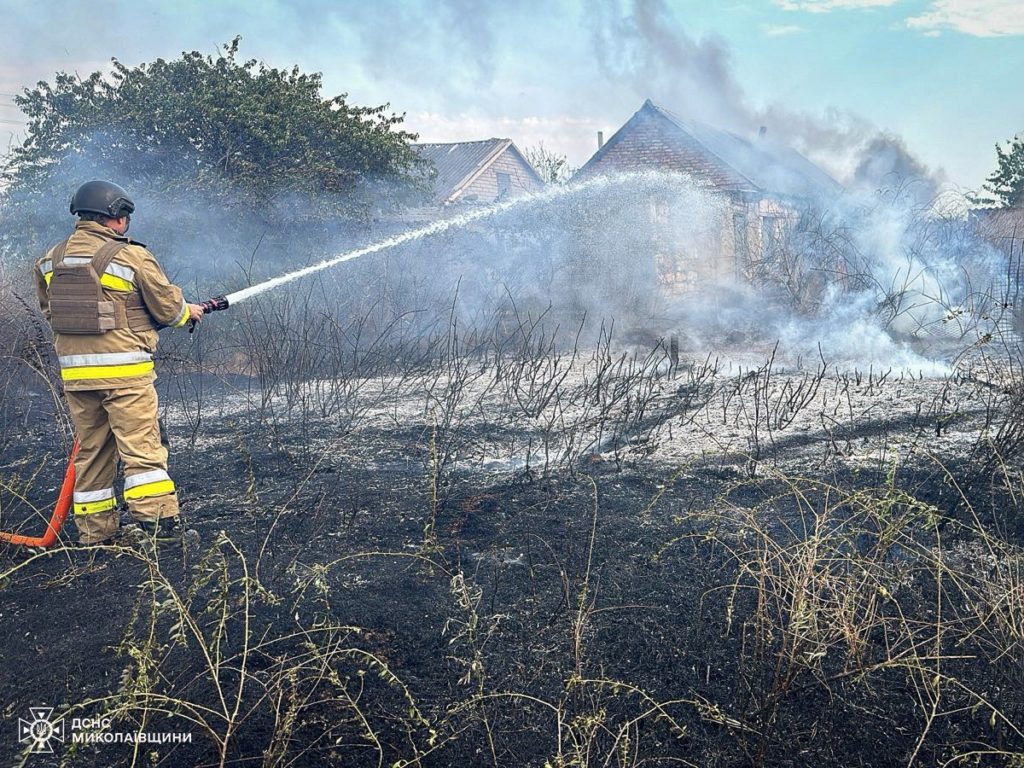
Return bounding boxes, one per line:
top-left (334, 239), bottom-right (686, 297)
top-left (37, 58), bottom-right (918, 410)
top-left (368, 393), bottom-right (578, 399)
top-left (69, 180), bottom-right (135, 219)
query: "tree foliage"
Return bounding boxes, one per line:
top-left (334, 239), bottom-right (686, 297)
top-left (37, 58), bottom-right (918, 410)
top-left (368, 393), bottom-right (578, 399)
top-left (9, 37), bottom-right (425, 211)
top-left (982, 133), bottom-right (1024, 208)
top-left (0, 38), bottom-right (429, 279)
top-left (522, 143), bottom-right (574, 185)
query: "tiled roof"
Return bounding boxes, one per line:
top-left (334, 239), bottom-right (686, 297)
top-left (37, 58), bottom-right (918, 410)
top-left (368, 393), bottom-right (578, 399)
top-left (413, 138), bottom-right (531, 204)
top-left (581, 99), bottom-right (843, 201)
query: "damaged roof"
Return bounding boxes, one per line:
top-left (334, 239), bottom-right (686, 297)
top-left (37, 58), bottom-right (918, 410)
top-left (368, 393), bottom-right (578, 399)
top-left (413, 138), bottom-right (543, 204)
top-left (580, 99), bottom-right (843, 201)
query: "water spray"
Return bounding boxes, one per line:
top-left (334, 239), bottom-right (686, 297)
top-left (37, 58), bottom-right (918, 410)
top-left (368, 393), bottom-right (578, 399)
top-left (214, 173), bottom-right (655, 309)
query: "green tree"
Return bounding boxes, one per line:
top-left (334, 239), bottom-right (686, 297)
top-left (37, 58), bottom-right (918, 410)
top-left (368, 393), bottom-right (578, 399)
top-left (523, 143), bottom-right (574, 185)
top-left (982, 133), bottom-right (1024, 207)
top-left (1, 38), bottom-right (429, 280)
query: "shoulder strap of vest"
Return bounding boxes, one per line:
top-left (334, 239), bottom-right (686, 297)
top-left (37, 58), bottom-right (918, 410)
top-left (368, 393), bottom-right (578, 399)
top-left (90, 241), bottom-right (129, 276)
top-left (50, 239), bottom-right (71, 266)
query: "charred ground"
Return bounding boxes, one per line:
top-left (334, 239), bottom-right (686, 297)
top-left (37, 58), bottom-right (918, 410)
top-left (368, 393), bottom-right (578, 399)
top-left (1, 311), bottom-right (1023, 768)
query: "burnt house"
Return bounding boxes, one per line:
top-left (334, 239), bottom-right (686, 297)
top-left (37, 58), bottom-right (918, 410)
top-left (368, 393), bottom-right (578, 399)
top-left (578, 99), bottom-right (842, 292)
top-left (413, 138), bottom-right (544, 209)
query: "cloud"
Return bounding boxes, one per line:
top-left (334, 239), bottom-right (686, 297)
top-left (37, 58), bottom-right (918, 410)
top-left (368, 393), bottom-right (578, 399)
top-left (761, 23), bottom-right (806, 36)
top-left (906, 0), bottom-right (1024, 36)
top-left (774, 0), bottom-right (899, 11)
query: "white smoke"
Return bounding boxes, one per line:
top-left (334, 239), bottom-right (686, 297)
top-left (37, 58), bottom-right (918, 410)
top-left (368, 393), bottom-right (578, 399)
top-left (584, 0), bottom-right (942, 193)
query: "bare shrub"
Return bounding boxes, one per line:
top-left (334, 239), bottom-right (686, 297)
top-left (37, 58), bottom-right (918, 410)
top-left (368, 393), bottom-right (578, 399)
top-left (654, 461), bottom-right (1024, 766)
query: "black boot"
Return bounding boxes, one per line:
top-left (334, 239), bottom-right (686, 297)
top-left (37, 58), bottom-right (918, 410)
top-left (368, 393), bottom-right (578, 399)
top-left (71, 536), bottom-right (116, 567)
top-left (73, 534), bottom-right (117, 548)
top-left (136, 517), bottom-right (199, 546)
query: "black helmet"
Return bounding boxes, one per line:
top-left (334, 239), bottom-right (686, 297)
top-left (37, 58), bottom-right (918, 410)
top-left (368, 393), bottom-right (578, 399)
top-left (69, 180), bottom-right (135, 218)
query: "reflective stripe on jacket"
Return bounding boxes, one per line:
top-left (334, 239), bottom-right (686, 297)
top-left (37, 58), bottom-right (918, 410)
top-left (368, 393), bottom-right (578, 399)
top-left (58, 351), bottom-right (156, 382)
top-left (33, 221), bottom-right (192, 391)
top-left (38, 257), bottom-right (138, 292)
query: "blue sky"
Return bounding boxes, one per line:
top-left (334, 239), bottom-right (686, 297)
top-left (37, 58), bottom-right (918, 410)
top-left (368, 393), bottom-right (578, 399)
top-left (1, 0), bottom-right (1021, 190)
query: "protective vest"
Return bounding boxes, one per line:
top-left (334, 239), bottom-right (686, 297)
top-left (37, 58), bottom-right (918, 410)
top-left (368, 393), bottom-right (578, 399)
top-left (46, 238), bottom-right (158, 335)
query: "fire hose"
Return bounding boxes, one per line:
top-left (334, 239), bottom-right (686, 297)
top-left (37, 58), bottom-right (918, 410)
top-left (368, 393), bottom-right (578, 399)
top-left (0, 439), bottom-right (79, 549)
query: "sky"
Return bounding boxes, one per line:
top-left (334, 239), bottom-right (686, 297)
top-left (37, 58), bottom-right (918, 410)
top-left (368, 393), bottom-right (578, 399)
top-left (1, 0), bottom-right (1022, 191)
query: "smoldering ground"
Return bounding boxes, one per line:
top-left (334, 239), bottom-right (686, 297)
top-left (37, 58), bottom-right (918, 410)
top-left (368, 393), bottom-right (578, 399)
top-left (3, 186), bottom-right (1024, 767)
top-left (3, 115), bottom-right (1023, 768)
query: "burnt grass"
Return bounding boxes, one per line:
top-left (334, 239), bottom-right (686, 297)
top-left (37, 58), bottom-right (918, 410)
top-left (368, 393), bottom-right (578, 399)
top-left (2, 362), bottom-right (1024, 768)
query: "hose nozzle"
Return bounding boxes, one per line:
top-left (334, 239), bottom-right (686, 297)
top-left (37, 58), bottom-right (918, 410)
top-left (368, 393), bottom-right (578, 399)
top-left (190, 295), bottom-right (229, 333)
top-left (200, 295), bottom-right (230, 314)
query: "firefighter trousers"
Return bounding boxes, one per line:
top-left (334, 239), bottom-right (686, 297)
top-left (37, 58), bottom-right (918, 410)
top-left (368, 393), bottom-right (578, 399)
top-left (65, 384), bottom-right (179, 544)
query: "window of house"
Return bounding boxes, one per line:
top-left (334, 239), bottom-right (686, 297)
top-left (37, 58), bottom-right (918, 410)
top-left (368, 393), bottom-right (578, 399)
top-left (496, 172), bottom-right (511, 197)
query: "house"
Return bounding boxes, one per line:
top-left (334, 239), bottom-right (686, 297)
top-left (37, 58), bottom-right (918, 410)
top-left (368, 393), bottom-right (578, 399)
top-left (413, 138), bottom-right (544, 208)
top-left (577, 99), bottom-right (843, 292)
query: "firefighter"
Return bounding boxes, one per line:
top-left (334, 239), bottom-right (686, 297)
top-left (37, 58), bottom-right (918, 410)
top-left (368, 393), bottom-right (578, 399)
top-left (32, 180), bottom-right (206, 546)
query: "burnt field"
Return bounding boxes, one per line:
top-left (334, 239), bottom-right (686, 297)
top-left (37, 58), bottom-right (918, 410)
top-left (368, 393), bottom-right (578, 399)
top-left (1, 306), bottom-right (1023, 768)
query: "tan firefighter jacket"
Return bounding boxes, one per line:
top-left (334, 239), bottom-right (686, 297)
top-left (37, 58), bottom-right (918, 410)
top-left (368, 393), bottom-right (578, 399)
top-left (33, 220), bottom-right (191, 391)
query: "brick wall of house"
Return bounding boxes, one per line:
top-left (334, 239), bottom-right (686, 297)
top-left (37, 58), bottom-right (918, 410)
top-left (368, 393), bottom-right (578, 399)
top-left (582, 111), bottom-right (813, 293)
top-left (652, 196), bottom-right (742, 294)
